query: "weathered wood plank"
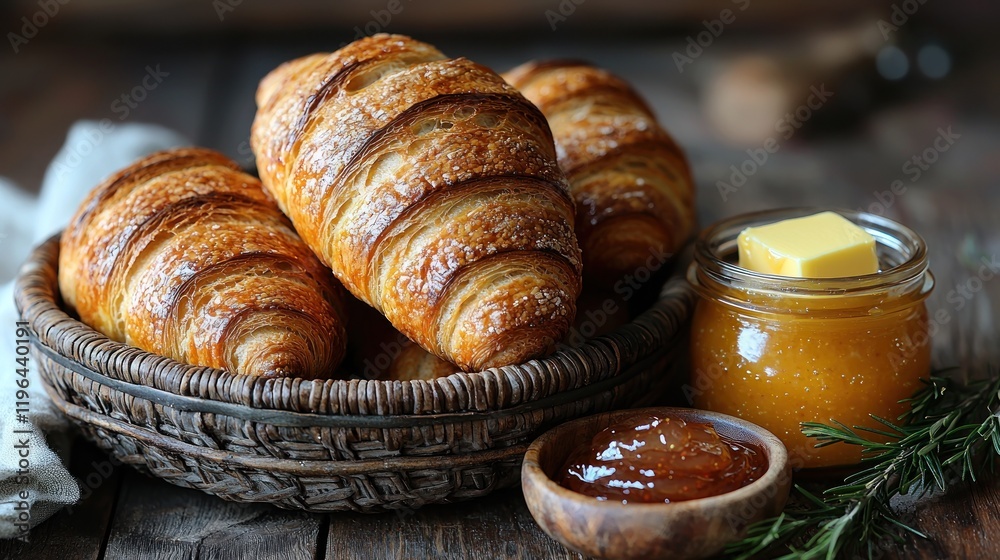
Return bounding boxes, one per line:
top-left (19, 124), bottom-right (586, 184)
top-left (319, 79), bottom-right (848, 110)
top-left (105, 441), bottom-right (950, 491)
top-left (102, 470), bottom-right (323, 560)
top-left (894, 473), bottom-right (1000, 560)
top-left (326, 488), bottom-right (585, 560)
top-left (901, 187), bottom-right (1000, 375)
top-left (0, 440), bottom-right (121, 560)
top-left (884, 186), bottom-right (1000, 559)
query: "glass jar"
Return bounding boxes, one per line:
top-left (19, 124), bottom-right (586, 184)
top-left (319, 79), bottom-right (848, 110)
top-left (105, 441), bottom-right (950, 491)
top-left (687, 208), bottom-right (934, 469)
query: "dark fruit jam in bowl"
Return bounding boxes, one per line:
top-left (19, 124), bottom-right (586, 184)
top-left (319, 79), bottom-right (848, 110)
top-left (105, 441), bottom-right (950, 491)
top-left (559, 414), bottom-right (766, 504)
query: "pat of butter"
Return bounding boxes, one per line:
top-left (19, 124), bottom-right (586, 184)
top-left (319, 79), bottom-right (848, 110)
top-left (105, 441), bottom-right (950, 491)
top-left (737, 211), bottom-right (879, 278)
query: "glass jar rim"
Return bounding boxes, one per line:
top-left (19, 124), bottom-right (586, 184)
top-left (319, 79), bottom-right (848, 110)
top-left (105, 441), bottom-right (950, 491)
top-left (689, 207), bottom-right (933, 302)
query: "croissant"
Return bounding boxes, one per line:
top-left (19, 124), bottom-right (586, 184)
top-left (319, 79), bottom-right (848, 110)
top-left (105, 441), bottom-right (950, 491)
top-left (387, 341), bottom-right (459, 381)
top-left (385, 288), bottom-right (630, 381)
top-left (252, 34), bottom-right (583, 371)
top-left (59, 147), bottom-right (347, 379)
top-left (503, 60), bottom-right (696, 284)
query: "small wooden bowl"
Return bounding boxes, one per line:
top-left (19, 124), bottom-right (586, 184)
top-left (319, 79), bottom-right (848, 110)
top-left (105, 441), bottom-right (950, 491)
top-left (522, 407), bottom-right (791, 560)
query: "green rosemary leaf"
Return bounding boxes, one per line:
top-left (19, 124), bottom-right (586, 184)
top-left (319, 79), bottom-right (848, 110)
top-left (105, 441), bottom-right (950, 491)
top-left (885, 515), bottom-right (928, 538)
top-left (726, 368), bottom-right (1000, 559)
top-left (796, 485), bottom-right (831, 509)
top-left (858, 420), bottom-right (905, 440)
top-left (923, 453), bottom-right (947, 490)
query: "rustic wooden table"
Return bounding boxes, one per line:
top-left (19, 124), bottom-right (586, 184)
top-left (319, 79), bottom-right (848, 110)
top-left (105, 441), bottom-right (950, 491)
top-left (2, 29), bottom-right (998, 560)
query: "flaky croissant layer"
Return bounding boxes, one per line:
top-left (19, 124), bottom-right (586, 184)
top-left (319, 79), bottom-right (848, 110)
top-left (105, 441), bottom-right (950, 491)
top-left (252, 34), bottom-right (583, 371)
top-left (503, 61), bottom-right (696, 285)
top-left (59, 147), bottom-right (347, 378)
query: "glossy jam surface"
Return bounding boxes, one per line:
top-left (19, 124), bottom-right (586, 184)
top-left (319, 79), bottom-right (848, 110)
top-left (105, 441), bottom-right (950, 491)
top-left (691, 298), bottom-right (930, 468)
top-left (559, 415), bottom-right (766, 504)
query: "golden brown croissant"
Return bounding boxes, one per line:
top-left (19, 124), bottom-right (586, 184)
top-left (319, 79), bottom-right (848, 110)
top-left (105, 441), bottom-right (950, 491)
top-left (383, 287), bottom-right (631, 381)
top-left (59, 147), bottom-right (347, 379)
top-left (386, 341), bottom-right (458, 381)
top-left (503, 61), bottom-right (696, 284)
top-left (252, 34), bottom-right (583, 371)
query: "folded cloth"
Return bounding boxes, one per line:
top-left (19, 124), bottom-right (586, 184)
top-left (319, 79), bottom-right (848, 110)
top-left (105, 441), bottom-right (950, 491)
top-left (0, 121), bottom-right (188, 539)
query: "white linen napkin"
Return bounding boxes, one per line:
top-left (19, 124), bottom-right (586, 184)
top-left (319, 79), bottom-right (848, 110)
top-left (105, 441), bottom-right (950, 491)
top-left (0, 121), bottom-right (188, 539)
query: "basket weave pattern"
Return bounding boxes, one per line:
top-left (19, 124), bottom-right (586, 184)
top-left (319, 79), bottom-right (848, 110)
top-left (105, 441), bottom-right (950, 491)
top-left (16, 235), bottom-right (693, 512)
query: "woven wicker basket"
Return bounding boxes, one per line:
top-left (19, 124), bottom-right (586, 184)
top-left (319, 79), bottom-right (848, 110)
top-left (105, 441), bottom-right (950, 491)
top-left (15, 234), bottom-right (694, 513)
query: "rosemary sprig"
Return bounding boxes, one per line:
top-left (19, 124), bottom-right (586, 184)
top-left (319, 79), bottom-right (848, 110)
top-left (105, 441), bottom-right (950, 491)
top-left (727, 370), bottom-right (1000, 560)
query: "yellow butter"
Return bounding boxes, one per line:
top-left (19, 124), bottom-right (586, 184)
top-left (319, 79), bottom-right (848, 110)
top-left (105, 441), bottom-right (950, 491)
top-left (737, 211), bottom-right (879, 278)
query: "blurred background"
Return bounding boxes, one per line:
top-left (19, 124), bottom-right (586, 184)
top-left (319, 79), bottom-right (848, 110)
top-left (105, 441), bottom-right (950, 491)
top-left (3, 1), bottom-right (998, 197)
top-left (1, 0), bottom-right (997, 196)
top-left (1, 0), bottom-right (998, 364)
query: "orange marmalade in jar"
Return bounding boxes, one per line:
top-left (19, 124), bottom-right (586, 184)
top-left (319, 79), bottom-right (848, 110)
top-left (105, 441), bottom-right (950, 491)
top-left (687, 209), bottom-right (934, 468)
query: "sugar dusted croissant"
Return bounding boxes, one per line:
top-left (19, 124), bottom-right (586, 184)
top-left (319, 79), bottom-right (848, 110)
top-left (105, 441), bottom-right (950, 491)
top-left (503, 61), bottom-right (696, 284)
top-left (252, 34), bottom-right (583, 371)
top-left (384, 287), bottom-right (632, 381)
top-left (59, 147), bottom-right (347, 379)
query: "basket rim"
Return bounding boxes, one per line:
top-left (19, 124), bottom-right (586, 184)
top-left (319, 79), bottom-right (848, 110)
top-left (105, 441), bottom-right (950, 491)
top-left (32, 328), bottom-right (675, 426)
top-left (16, 233), bottom-right (694, 417)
